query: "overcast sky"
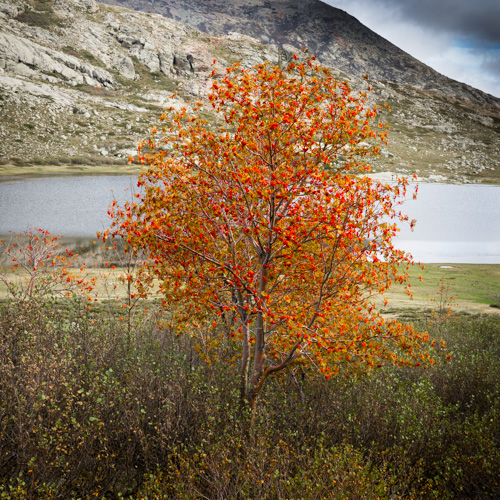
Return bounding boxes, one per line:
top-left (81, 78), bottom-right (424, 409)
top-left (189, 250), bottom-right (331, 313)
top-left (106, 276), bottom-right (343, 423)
top-left (320, 0), bottom-right (500, 98)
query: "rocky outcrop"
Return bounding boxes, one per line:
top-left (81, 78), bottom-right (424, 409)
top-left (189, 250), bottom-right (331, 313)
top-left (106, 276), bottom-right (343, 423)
top-left (0, 32), bottom-right (116, 87)
top-left (0, 0), bottom-right (21, 17)
top-left (0, 0), bottom-right (287, 166)
top-left (71, 0), bottom-right (99, 12)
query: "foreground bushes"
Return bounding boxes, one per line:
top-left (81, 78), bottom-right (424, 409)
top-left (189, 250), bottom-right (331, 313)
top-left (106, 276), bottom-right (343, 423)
top-left (0, 300), bottom-right (499, 498)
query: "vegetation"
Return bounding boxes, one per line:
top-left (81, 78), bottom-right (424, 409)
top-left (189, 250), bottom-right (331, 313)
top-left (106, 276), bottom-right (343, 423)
top-left (15, 5), bottom-right (61, 28)
top-left (0, 296), bottom-right (499, 498)
top-left (106, 56), bottom-right (438, 414)
top-left (0, 229), bottom-right (95, 301)
top-left (0, 229), bottom-right (499, 498)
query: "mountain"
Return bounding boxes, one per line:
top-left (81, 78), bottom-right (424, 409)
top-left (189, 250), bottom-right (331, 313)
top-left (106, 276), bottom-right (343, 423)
top-left (103, 0), bottom-right (499, 107)
top-left (0, 0), bottom-right (499, 184)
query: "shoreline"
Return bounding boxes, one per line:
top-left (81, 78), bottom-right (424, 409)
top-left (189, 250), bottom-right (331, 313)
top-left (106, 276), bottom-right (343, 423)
top-left (1, 165), bottom-right (499, 185)
top-left (363, 171), bottom-right (500, 185)
top-left (0, 163), bottom-right (141, 178)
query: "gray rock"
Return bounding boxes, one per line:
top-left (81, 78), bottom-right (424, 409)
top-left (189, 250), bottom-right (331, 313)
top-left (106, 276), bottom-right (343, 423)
top-left (115, 55), bottom-right (135, 79)
top-left (55, 0), bottom-right (99, 14)
top-left (11, 62), bottom-right (37, 77)
top-left (158, 50), bottom-right (173, 75)
top-left (74, 0), bottom-right (99, 13)
top-left (73, 104), bottom-right (87, 114)
top-left (0, 0), bottom-right (19, 17)
top-left (0, 32), bottom-right (115, 87)
top-left (137, 47), bottom-right (160, 72)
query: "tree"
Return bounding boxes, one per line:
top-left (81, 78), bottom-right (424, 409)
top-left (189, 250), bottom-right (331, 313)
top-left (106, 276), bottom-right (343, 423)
top-left (0, 227), bottom-right (96, 301)
top-left (106, 56), bottom-right (436, 412)
top-left (96, 237), bottom-right (156, 341)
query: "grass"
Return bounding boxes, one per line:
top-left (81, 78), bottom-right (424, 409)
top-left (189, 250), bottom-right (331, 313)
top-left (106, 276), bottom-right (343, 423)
top-left (381, 263), bottom-right (500, 315)
top-left (411, 263), bottom-right (500, 305)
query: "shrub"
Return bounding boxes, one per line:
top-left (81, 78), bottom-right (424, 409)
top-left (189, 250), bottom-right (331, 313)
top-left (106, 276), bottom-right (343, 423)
top-left (0, 301), bottom-right (498, 498)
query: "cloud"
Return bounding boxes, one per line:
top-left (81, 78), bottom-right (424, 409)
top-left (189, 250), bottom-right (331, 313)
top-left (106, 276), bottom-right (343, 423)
top-left (480, 48), bottom-right (500, 75)
top-left (323, 0), bottom-right (500, 45)
top-left (378, 0), bottom-right (500, 46)
top-left (427, 45), bottom-right (500, 97)
top-left (320, 0), bottom-right (500, 97)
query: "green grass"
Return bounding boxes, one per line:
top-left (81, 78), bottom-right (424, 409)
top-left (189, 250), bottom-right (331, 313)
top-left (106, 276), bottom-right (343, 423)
top-left (406, 263), bottom-right (500, 307)
top-left (375, 263), bottom-right (500, 316)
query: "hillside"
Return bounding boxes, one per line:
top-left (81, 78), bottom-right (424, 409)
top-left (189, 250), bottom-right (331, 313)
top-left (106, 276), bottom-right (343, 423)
top-left (0, 0), bottom-right (499, 183)
top-left (104, 0), bottom-right (499, 108)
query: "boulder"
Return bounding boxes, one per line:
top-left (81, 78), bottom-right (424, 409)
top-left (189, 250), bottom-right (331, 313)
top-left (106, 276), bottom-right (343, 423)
top-left (115, 55), bottom-right (135, 79)
top-left (74, 0), bottom-right (99, 13)
top-left (0, 0), bottom-right (20, 18)
top-left (55, 0), bottom-right (99, 14)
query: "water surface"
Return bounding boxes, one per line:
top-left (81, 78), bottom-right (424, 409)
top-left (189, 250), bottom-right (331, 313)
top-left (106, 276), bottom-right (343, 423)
top-left (396, 183), bottom-right (500, 263)
top-left (0, 175), bottom-right (136, 237)
top-left (0, 175), bottom-right (499, 263)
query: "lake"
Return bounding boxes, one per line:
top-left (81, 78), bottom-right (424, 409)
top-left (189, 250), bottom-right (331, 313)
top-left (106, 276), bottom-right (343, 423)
top-left (0, 175), bottom-right (499, 263)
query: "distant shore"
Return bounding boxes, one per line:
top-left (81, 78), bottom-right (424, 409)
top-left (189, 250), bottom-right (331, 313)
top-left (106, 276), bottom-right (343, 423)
top-left (0, 163), bottom-right (140, 177)
top-left (2, 165), bottom-right (499, 184)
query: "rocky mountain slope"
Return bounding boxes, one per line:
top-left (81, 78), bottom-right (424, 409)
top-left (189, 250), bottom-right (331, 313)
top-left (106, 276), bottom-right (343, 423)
top-left (104, 0), bottom-right (499, 108)
top-left (0, 0), bottom-right (499, 183)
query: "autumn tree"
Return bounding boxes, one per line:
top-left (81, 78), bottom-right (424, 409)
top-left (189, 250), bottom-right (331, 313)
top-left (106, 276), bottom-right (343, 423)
top-left (0, 228), bottom-right (95, 301)
top-left (106, 56), bottom-right (436, 412)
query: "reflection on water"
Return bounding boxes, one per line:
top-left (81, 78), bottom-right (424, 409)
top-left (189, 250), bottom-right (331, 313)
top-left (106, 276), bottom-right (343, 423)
top-left (0, 176), bottom-right (499, 263)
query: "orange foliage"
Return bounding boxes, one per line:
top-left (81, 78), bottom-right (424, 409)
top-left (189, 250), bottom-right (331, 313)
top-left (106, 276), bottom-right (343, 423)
top-left (105, 56), bottom-right (435, 408)
top-left (1, 228), bottom-right (96, 301)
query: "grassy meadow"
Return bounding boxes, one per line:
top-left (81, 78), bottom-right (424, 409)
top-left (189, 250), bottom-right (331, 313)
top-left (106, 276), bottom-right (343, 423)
top-left (382, 263), bottom-right (500, 315)
top-left (0, 239), bottom-right (499, 498)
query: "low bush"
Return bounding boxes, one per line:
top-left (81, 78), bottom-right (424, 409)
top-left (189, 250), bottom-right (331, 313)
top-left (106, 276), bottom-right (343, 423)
top-left (0, 298), bottom-right (498, 498)
top-left (15, 11), bottom-right (59, 27)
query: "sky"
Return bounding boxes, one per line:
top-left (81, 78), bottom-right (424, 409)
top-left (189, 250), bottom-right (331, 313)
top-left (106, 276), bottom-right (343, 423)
top-left (320, 0), bottom-right (500, 98)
